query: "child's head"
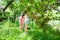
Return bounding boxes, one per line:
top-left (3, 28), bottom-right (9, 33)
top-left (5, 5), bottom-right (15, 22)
top-left (22, 10), bottom-right (27, 17)
top-left (24, 10), bottom-right (27, 15)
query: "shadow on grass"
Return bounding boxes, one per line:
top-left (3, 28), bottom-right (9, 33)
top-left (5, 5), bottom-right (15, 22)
top-left (28, 28), bottom-right (60, 40)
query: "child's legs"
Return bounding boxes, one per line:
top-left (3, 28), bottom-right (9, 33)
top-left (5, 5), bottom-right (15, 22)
top-left (24, 22), bottom-right (28, 32)
top-left (20, 23), bottom-right (25, 31)
top-left (24, 24), bottom-right (28, 33)
top-left (20, 24), bottom-right (22, 31)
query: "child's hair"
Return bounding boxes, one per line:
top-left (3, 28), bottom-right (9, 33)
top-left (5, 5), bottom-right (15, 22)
top-left (22, 10), bottom-right (27, 18)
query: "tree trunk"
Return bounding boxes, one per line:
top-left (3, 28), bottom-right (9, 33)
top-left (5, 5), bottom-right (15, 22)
top-left (3, 0), bottom-right (13, 12)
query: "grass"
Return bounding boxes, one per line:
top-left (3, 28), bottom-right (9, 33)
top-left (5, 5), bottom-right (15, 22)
top-left (0, 20), bottom-right (60, 40)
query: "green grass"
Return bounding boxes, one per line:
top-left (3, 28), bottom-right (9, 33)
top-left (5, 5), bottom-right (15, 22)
top-left (0, 20), bottom-right (60, 40)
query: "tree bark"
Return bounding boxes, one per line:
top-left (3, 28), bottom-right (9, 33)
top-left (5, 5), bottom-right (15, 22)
top-left (3, 0), bottom-right (13, 12)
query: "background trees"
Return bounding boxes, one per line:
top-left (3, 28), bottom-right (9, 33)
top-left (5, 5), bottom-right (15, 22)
top-left (0, 0), bottom-right (60, 40)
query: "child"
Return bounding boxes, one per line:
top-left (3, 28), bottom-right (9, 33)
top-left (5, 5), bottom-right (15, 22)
top-left (19, 10), bottom-right (29, 33)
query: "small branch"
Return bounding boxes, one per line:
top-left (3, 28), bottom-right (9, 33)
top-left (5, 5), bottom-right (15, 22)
top-left (3, 0), bottom-right (13, 12)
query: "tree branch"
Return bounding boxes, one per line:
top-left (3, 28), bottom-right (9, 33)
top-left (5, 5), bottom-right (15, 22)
top-left (3, 0), bottom-right (13, 12)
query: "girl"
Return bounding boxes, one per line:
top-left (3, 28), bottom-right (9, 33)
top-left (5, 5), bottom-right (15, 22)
top-left (19, 10), bottom-right (29, 33)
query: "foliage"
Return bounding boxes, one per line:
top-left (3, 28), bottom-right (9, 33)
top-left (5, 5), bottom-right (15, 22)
top-left (0, 0), bottom-right (60, 40)
top-left (0, 21), bottom-right (60, 40)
